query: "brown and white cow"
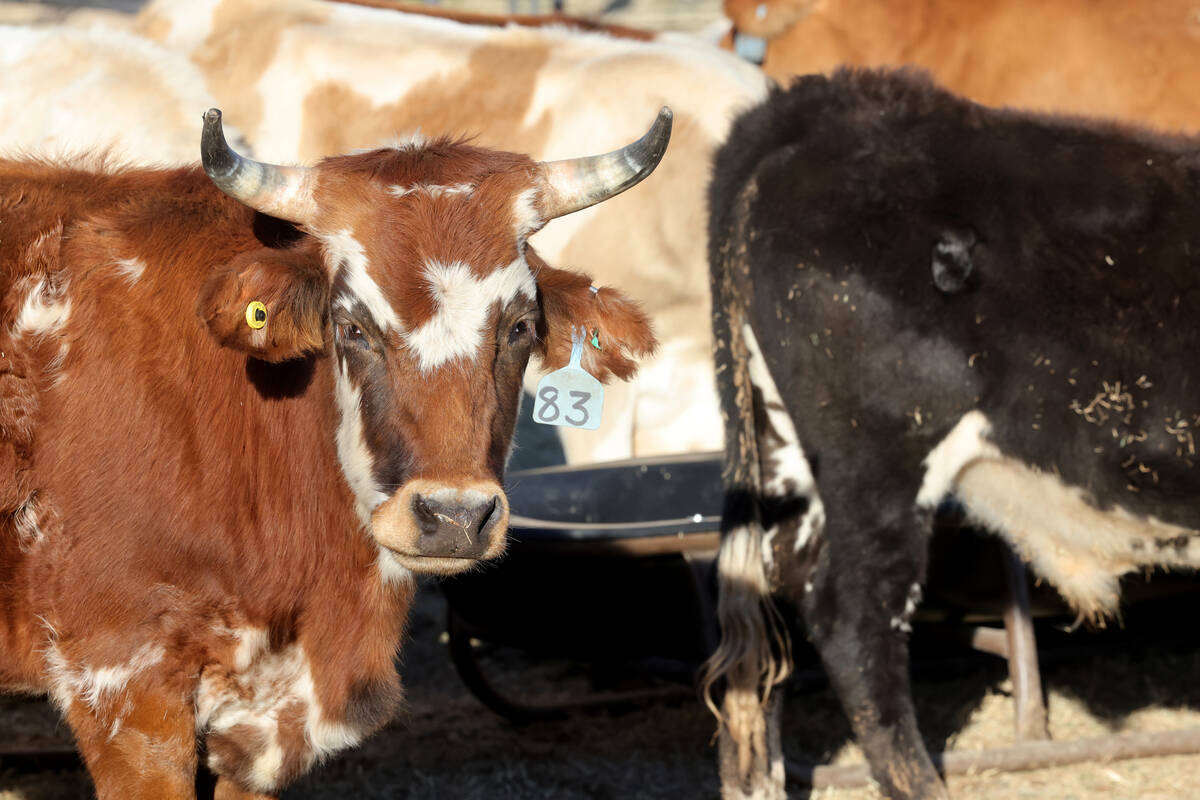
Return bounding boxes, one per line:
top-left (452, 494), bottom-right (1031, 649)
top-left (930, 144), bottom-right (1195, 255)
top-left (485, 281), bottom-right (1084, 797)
top-left (722, 0), bottom-right (1200, 133)
top-left (130, 0), bottom-right (768, 463)
top-left (0, 108), bottom-right (663, 798)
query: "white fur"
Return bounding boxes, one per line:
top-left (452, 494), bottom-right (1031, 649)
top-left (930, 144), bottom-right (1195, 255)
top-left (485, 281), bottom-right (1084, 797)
top-left (743, 324), bottom-right (825, 557)
top-left (13, 495), bottom-right (44, 552)
top-left (233, 627), bottom-right (269, 672)
top-left (512, 187), bottom-right (543, 240)
top-left (113, 257), bottom-right (146, 284)
top-left (45, 642), bottom-right (165, 712)
top-left (196, 642), bottom-right (367, 792)
top-left (920, 410), bottom-right (1200, 617)
top-left (387, 182), bottom-right (475, 198)
top-left (376, 547), bottom-right (414, 587)
top-left (0, 21), bottom-right (229, 164)
top-left (323, 229), bottom-right (402, 331)
top-left (12, 278), bottom-right (70, 338)
top-left (915, 410), bottom-right (1001, 509)
top-left (332, 363), bottom-right (387, 526)
top-left (890, 581), bottom-right (923, 634)
top-left (404, 257), bottom-right (536, 372)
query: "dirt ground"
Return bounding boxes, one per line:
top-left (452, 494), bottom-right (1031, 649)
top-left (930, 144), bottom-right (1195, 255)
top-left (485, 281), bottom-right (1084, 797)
top-left (2, 582), bottom-right (1198, 799)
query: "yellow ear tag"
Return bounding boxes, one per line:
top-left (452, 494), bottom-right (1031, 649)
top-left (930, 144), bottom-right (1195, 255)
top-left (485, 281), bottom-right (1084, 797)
top-left (245, 301), bottom-right (268, 330)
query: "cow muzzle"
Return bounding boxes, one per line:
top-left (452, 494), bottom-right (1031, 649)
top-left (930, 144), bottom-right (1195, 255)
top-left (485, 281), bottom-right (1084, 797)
top-left (371, 480), bottom-right (509, 574)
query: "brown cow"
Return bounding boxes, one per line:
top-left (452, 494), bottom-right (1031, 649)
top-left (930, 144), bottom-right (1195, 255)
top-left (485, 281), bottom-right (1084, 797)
top-left (0, 108), bottom-right (663, 798)
top-left (722, 0), bottom-right (1200, 133)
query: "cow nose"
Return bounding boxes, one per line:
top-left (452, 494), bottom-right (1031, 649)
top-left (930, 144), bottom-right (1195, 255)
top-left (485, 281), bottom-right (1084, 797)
top-left (411, 492), bottom-right (504, 560)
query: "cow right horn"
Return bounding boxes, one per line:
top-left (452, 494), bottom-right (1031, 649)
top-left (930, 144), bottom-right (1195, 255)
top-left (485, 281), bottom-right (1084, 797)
top-left (537, 106), bottom-right (673, 220)
top-left (201, 109), bottom-right (318, 225)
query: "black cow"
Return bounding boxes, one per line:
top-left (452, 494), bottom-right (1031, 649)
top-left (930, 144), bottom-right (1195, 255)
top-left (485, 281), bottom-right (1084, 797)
top-left (703, 67), bottom-right (1200, 800)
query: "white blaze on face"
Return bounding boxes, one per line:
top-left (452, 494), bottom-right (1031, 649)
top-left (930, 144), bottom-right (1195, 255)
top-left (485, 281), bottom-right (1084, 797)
top-left (321, 229), bottom-right (395, 523)
top-left (322, 229), bottom-right (402, 332)
top-left (332, 365), bottom-right (387, 527)
top-left (404, 257), bottom-right (536, 372)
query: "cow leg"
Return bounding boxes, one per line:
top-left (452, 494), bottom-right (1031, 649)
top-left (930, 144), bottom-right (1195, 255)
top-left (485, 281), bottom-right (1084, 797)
top-left (797, 508), bottom-right (946, 800)
top-left (65, 683), bottom-right (199, 800)
top-left (213, 778), bottom-right (278, 800)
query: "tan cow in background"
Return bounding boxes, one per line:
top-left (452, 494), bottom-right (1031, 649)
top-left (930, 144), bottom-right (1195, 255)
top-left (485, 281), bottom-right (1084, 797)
top-left (0, 16), bottom-right (246, 164)
top-left (722, 0), bottom-right (1200, 133)
top-left (128, 0), bottom-right (768, 464)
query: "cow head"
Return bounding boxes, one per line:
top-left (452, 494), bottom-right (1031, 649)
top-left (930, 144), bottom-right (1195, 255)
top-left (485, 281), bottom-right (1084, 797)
top-left (198, 108), bottom-right (664, 576)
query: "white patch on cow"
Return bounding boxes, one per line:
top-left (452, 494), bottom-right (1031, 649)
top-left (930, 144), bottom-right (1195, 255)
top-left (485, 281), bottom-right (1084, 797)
top-left (113, 257), bottom-right (146, 284)
top-left (295, 667), bottom-right (364, 759)
top-left (233, 627), bottom-right (269, 672)
top-left (387, 182), bottom-right (475, 199)
top-left (919, 410), bottom-right (1200, 619)
top-left (512, 187), bottom-right (543, 240)
top-left (12, 278), bottom-right (70, 339)
top-left (915, 410), bottom-right (1001, 509)
top-left (332, 365), bottom-right (387, 526)
top-left (742, 324), bottom-right (825, 557)
top-left (890, 581), bottom-right (923, 634)
top-left (13, 495), bottom-right (44, 552)
top-left (44, 642), bottom-right (165, 713)
top-left (322, 229), bottom-right (402, 332)
top-left (404, 258), bottom-right (537, 372)
top-left (196, 642), bottom-right (367, 791)
top-left (251, 730), bottom-right (285, 790)
top-left (376, 548), bottom-right (414, 587)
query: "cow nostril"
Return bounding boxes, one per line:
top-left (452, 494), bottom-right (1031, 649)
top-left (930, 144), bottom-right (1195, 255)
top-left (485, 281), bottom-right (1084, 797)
top-left (410, 494), bottom-right (441, 536)
top-left (474, 495), bottom-right (502, 536)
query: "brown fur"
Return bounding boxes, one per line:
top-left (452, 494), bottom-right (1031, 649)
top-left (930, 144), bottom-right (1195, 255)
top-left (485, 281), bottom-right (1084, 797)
top-left (723, 0), bottom-right (1200, 133)
top-left (0, 131), bottom-right (655, 798)
top-left (199, 244), bottom-right (330, 363)
top-left (530, 253), bottom-right (656, 382)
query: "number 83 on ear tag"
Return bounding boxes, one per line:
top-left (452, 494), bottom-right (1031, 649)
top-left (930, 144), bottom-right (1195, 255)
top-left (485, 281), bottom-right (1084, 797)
top-left (533, 327), bottom-right (603, 430)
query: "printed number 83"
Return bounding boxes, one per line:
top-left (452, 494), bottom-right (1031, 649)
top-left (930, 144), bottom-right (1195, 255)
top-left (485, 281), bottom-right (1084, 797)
top-left (536, 386), bottom-right (591, 427)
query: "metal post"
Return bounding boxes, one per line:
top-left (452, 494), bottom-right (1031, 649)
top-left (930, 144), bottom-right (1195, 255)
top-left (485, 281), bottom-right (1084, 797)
top-left (1003, 550), bottom-right (1049, 741)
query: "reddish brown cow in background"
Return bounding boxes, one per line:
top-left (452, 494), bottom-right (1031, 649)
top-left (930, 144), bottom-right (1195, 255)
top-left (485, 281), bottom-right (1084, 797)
top-left (0, 108), bottom-right (664, 798)
top-left (722, 0), bottom-right (1200, 132)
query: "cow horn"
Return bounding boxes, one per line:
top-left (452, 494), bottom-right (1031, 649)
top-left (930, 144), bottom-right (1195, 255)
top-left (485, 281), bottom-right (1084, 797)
top-left (201, 108), bottom-right (318, 224)
top-left (538, 106), bottom-right (673, 220)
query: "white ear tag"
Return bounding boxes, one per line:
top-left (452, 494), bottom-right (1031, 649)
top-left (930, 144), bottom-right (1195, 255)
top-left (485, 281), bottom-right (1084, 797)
top-left (533, 326), bottom-right (603, 430)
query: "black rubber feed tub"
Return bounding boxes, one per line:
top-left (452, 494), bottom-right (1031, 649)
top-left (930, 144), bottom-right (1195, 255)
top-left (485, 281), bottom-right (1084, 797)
top-left (439, 452), bottom-right (724, 720)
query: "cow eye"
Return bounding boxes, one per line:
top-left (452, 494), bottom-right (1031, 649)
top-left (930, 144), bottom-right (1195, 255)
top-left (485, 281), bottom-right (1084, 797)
top-left (509, 318), bottom-right (532, 344)
top-left (338, 322), bottom-right (369, 349)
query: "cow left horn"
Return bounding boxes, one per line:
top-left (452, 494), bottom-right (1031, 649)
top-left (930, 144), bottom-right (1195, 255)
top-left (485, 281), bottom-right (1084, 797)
top-left (538, 106), bottom-right (673, 220)
top-left (201, 108), bottom-right (318, 224)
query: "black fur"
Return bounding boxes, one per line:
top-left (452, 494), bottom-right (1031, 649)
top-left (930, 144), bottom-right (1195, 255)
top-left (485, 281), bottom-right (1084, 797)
top-left (708, 67), bottom-right (1200, 799)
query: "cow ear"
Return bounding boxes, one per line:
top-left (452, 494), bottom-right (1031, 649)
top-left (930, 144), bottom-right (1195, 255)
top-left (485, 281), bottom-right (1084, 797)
top-left (531, 254), bottom-right (656, 382)
top-left (199, 246), bottom-right (329, 362)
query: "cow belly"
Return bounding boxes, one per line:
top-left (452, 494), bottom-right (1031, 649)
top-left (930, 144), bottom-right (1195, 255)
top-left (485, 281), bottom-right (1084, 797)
top-left (919, 411), bottom-right (1200, 620)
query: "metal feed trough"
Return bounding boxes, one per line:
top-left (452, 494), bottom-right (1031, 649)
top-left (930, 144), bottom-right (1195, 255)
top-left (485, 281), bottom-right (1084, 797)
top-left (441, 453), bottom-right (1200, 787)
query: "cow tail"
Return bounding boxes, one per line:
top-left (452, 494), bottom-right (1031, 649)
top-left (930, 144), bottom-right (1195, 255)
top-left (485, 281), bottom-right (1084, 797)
top-left (701, 216), bottom-right (792, 795)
